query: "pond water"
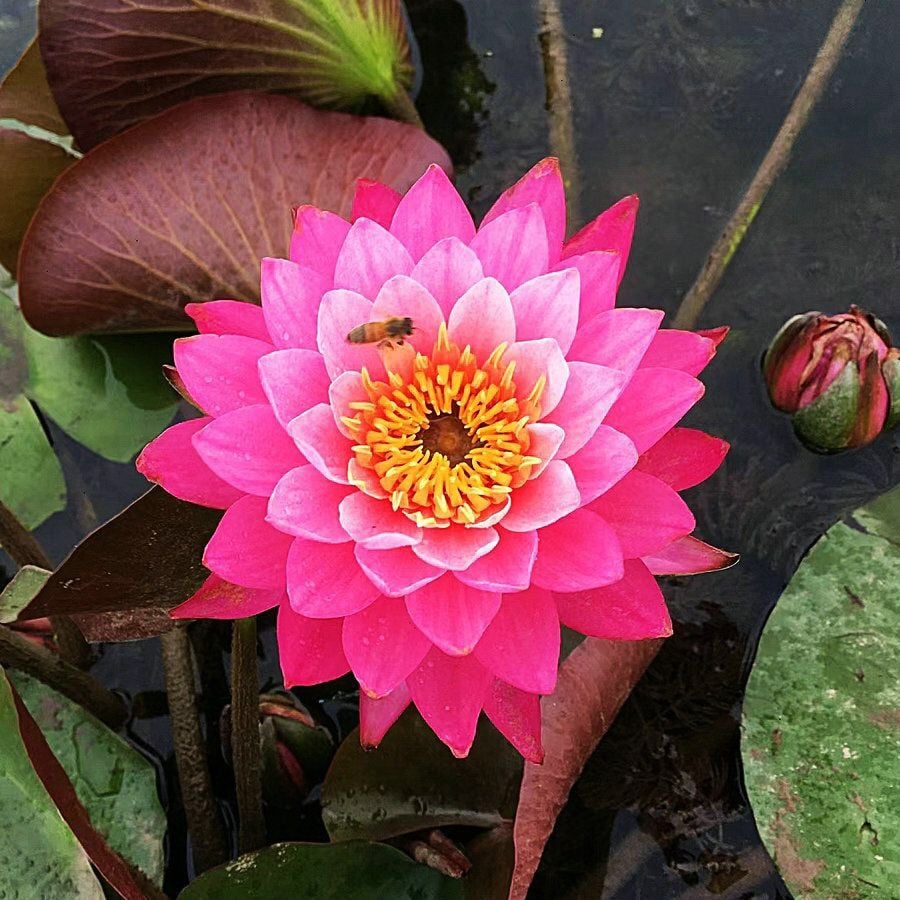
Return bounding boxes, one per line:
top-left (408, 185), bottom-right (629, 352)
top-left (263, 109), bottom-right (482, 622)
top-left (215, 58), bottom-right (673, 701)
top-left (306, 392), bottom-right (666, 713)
top-left (3, 1), bottom-right (899, 897)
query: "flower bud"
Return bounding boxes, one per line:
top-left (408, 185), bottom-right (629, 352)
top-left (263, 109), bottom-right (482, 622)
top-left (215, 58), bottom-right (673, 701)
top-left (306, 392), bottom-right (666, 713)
top-left (763, 306), bottom-right (897, 452)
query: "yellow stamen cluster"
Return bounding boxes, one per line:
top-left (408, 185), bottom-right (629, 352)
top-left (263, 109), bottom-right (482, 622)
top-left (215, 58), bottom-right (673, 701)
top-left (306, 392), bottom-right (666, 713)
top-left (342, 324), bottom-right (544, 527)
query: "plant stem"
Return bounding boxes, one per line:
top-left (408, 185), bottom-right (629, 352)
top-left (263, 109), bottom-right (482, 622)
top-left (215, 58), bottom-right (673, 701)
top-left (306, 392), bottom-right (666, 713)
top-left (381, 87), bottom-right (424, 129)
top-left (0, 624), bottom-right (126, 727)
top-left (0, 498), bottom-right (92, 668)
top-left (537, 0), bottom-right (582, 228)
top-left (231, 617), bottom-right (265, 854)
top-left (672, 0), bottom-right (866, 330)
top-left (160, 625), bottom-right (228, 873)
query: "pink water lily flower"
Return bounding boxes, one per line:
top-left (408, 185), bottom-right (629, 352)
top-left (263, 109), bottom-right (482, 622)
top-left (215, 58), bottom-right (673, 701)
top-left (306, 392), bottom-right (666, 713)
top-left (138, 158), bottom-right (734, 761)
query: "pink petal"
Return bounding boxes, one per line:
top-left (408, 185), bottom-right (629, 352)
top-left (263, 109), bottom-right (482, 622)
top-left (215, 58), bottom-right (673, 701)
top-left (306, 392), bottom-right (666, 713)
top-left (643, 535), bottom-right (738, 575)
top-left (467, 496), bottom-right (511, 529)
top-left (286, 539), bottom-right (380, 618)
top-left (258, 348), bottom-right (331, 427)
top-left (469, 204), bottom-right (549, 292)
top-left (525, 423), bottom-right (565, 477)
top-left (562, 195), bottom-right (639, 287)
top-left (530, 508), bottom-right (624, 591)
top-left (316, 287), bottom-right (382, 380)
top-left (137, 418), bottom-right (243, 509)
top-left (390, 164), bottom-right (475, 261)
top-left (635, 427), bottom-right (729, 491)
top-left (355, 545), bottom-right (444, 597)
top-left (474, 587), bottom-right (559, 694)
top-left (185, 300), bottom-right (270, 342)
top-left (604, 368), bottom-right (705, 454)
top-left (412, 525), bottom-right (499, 571)
top-left (348, 458), bottom-right (388, 500)
top-left (590, 470), bottom-right (695, 558)
top-left (334, 217), bottom-right (414, 299)
top-left (261, 258), bottom-right (328, 351)
top-left (544, 362), bottom-right (627, 458)
top-left (567, 308), bottom-right (664, 379)
top-left (553, 559), bottom-right (672, 639)
top-left (288, 404), bottom-right (352, 484)
top-left (203, 495), bottom-right (292, 589)
top-left (483, 679), bottom-right (543, 763)
top-left (552, 250), bottom-right (620, 323)
top-left (480, 157), bottom-right (566, 264)
top-left (289, 206), bottom-right (351, 281)
top-left (370, 275), bottom-right (444, 355)
top-left (641, 329), bottom-right (718, 376)
top-left (502, 460), bottom-right (580, 532)
top-left (343, 595), bottom-right (431, 697)
top-left (410, 237), bottom-right (484, 317)
top-left (454, 528), bottom-right (537, 592)
top-left (697, 325), bottom-right (730, 347)
top-left (567, 425), bottom-right (638, 504)
top-left (504, 339), bottom-right (569, 416)
top-left (408, 648), bottom-right (492, 758)
top-left (170, 574), bottom-right (281, 620)
top-left (329, 371), bottom-right (367, 438)
top-left (359, 684), bottom-right (411, 748)
top-left (277, 604), bottom-right (350, 686)
top-left (267, 465), bottom-right (351, 543)
top-left (447, 277), bottom-right (516, 361)
top-left (193, 405), bottom-right (301, 496)
top-left (339, 493), bottom-right (422, 549)
top-left (406, 575), bottom-right (502, 656)
top-left (173, 334), bottom-right (270, 416)
top-left (509, 269), bottom-right (579, 354)
top-left (351, 178), bottom-right (401, 228)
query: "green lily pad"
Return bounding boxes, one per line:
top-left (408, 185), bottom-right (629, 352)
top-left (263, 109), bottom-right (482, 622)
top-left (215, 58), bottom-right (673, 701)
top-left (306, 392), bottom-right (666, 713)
top-left (0, 564), bottom-right (50, 622)
top-left (742, 484), bottom-right (900, 898)
top-left (1, 287), bottom-right (178, 476)
top-left (9, 670), bottom-right (167, 884)
top-left (322, 709), bottom-right (522, 843)
top-left (0, 669), bottom-right (103, 898)
top-left (0, 393), bottom-right (66, 528)
top-left (24, 329), bottom-right (179, 463)
top-left (179, 840), bottom-right (463, 899)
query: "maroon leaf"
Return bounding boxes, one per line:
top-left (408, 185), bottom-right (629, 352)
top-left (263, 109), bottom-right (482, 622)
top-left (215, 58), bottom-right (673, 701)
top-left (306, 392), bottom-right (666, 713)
top-left (39, 0), bottom-right (413, 150)
top-left (10, 680), bottom-right (165, 899)
top-left (71, 607), bottom-right (175, 642)
top-left (18, 92), bottom-right (450, 335)
top-left (508, 638), bottom-right (663, 900)
top-left (21, 487), bottom-right (220, 621)
top-left (0, 41), bottom-right (73, 274)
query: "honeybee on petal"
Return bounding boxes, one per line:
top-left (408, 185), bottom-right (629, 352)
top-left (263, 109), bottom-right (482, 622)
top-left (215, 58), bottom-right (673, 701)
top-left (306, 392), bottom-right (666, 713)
top-left (346, 316), bottom-right (414, 350)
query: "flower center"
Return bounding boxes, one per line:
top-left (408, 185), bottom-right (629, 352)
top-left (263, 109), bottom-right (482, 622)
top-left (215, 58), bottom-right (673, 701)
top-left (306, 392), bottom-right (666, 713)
top-left (343, 324), bottom-right (544, 527)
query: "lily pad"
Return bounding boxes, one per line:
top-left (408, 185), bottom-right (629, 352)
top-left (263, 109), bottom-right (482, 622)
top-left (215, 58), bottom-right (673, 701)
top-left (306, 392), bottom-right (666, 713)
top-left (179, 840), bottom-right (463, 899)
top-left (40, 0), bottom-right (414, 149)
top-left (742, 484), bottom-right (900, 897)
top-left (9, 670), bottom-right (167, 884)
top-left (21, 486), bottom-right (220, 621)
top-left (0, 41), bottom-right (74, 274)
top-left (0, 669), bottom-right (103, 898)
top-left (18, 92), bottom-right (450, 335)
top-left (322, 709), bottom-right (522, 843)
top-left (0, 564), bottom-right (50, 623)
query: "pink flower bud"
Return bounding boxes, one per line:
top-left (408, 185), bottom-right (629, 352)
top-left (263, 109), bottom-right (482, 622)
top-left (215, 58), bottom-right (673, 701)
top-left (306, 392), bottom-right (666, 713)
top-left (763, 306), bottom-right (895, 451)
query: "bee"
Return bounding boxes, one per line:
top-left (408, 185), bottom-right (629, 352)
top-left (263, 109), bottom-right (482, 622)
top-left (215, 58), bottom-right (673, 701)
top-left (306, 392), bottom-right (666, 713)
top-left (346, 316), bottom-right (414, 349)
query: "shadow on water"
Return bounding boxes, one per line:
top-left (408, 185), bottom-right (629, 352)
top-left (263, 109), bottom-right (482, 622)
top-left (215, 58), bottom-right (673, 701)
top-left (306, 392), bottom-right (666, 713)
top-left (2, 0), bottom-right (899, 897)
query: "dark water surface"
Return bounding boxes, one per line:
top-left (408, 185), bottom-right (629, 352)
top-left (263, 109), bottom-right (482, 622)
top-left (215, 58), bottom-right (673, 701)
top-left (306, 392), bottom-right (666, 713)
top-left (3, 1), bottom-right (899, 897)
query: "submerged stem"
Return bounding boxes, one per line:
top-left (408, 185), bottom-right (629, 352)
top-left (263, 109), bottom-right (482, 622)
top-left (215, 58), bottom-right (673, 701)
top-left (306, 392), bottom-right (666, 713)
top-left (0, 624), bottom-right (125, 727)
top-left (231, 616), bottom-right (265, 854)
top-left (537, 0), bottom-right (581, 227)
top-left (160, 625), bottom-right (228, 873)
top-left (0, 498), bottom-right (92, 669)
top-left (672, 0), bottom-right (866, 330)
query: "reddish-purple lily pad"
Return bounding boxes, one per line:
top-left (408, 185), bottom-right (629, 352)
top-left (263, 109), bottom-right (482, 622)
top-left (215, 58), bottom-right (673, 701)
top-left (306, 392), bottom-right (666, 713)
top-left (18, 92), bottom-right (450, 335)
